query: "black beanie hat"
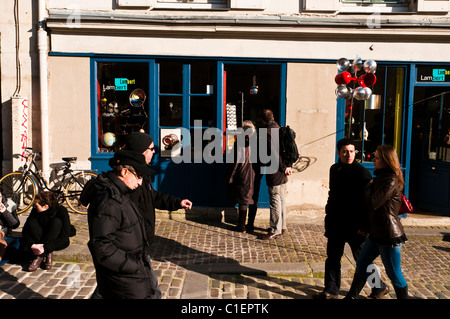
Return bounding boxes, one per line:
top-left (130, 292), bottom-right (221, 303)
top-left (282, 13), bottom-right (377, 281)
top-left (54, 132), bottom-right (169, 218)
top-left (126, 132), bottom-right (154, 153)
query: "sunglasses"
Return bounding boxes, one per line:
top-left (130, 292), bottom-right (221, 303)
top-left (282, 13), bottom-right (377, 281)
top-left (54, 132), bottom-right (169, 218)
top-left (126, 168), bottom-right (144, 180)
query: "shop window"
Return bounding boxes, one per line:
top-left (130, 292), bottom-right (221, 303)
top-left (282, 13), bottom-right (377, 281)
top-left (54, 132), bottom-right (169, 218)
top-left (417, 0), bottom-right (450, 12)
top-left (342, 0), bottom-right (407, 3)
top-left (303, 0), bottom-right (340, 11)
top-left (190, 96), bottom-right (215, 126)
top-left (413, 87), bottom-right (450, 162)
top-left (160, 61), bottom-right (183, 94)
top-left (337, 0), bottom-right (410, 13)
top-left (191, 61), bottom-right (215, 94)
top-left (158, 60), bottom-right (216, 129)
top-left (97, 62), bottom-right (149, 153)
top-left (160, 95), bottom-right (183, 127)
top-left (155, 0), bottom-right (227, 9)
top-left (345, 66), bottom-right (407, 163)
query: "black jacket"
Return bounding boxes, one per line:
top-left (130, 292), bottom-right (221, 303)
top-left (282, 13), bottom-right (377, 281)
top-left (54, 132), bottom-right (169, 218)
top-left (265, 121), bottom-right (288, 187)
top-left (22, 204), bottom-right (71, 254)
top-left (365, 168), bottom-right (407, 246)
top-left (129, 174), bottom-right (182, 245)
top-left (226, 139), bottom-right (255, 205)
top-left (81, 171), bottom-right (181, 298)
top-left (325, 161), bottom-right (372, 239)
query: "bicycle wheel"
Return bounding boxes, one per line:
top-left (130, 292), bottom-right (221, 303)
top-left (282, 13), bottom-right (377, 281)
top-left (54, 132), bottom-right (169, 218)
top-left (0, 172), bottom-right (37, 214)
top-left (65, 171), bottom-right (97, 214)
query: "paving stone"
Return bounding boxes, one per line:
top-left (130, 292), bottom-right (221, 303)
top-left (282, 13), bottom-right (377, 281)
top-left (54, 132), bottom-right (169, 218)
top-left (1, 214), bottom-right (449, 300)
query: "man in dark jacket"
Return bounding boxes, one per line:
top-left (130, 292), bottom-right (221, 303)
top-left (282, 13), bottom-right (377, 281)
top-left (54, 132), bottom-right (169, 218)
top-left (261, 109), bottom-right (292, 240)
top-left (82, 150), bottom-right (190, 299)
top-left (313, 138), bottom-right (388, 299)
top-left (122, 132), bottom-right (192, 245)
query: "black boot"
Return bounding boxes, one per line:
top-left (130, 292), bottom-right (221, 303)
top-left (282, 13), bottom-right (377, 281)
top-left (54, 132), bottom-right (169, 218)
top-left (235, 207), bottom-right (247, 233)
top-left (344, 275), bottom-right (367, 299)
top-left (246, 204), bottom-right (257, 233)
top-left (394, 285), bottom-right (408, 299)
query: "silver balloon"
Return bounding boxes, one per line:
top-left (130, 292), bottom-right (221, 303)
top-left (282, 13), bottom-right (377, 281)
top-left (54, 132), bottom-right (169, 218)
top-left (336, 58), bottom-right (350, 72)
top-left (353, 58), bottom-right (363, 72)
top-left (354, 87), bottom-right (372, 100)
top-left (363, 87), bottom-right (372, 100)
top-left (363, 59), bottom-right (377, 74)
top-left (335, 85), bottom-right (349, 99)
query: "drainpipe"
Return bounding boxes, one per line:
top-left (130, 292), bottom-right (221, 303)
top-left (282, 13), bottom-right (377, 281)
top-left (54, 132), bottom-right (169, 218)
top-left (38, 0), bottom-right (50, 180)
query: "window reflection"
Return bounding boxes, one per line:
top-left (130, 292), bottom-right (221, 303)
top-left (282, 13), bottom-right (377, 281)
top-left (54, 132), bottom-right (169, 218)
top-left (97, 62), bottom-right (149, 153)
top-left (345, 66), bottom-right (406, 162)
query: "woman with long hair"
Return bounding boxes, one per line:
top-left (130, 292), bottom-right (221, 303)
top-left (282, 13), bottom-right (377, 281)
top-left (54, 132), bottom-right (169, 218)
top-left (345, 144), bottom-right (409, 299)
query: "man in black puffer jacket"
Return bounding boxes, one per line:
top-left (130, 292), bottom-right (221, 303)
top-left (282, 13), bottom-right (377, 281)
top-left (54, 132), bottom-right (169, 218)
top-left (81, 150), bottom-right (189, 299)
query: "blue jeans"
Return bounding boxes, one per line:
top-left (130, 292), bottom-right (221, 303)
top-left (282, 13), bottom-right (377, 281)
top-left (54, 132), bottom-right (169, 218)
top-left (355, 237), bottom-right (407, 288)
top-left (324, 234), bottom-right (387, 295)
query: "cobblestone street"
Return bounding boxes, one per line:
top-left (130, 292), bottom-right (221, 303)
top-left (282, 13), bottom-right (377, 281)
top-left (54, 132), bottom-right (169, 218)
top-left (0, 213), bottom-right (449, 301)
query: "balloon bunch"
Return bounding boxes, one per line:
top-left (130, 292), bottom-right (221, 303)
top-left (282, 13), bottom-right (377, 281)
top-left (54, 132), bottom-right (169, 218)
top-left (334, 57), bottom-right (377, 100)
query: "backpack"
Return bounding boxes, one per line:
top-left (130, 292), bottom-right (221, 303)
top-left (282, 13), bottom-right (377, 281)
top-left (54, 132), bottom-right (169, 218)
top-left (279, 126), bottom-right (299, 167)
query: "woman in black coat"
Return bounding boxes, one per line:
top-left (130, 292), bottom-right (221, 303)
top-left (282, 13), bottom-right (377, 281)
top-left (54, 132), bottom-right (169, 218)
top-left (22, 191), bottom-right (71, 271)
top-left (226, 121), bottom-right (256, 233)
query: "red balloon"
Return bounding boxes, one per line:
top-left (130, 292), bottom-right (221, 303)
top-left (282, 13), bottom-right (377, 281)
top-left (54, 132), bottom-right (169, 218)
top-left (359, 73), bottom-right (377, 87)
top-left (334, 71), bottom-right (352, 85)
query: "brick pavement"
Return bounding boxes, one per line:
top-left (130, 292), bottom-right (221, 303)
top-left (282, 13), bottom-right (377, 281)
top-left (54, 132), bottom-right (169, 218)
top-left (0, 209), bottom-right (449, 300)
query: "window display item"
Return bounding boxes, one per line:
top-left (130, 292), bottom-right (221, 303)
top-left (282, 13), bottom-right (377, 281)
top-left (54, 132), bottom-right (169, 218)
top-left (129, 89), bottom-right (146, 107)
top-left (102, 132), bottom-right (116, 147)
top-left (226, 104), bottom-right (237, 130)
top-left (250, 75), bottom-right (259, 95)
top-left (160, 128), bottom-right (182, 157)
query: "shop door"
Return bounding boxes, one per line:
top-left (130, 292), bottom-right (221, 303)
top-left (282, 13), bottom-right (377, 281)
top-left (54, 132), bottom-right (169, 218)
top-left (156, 61), bottom-right (284, 208)
top-left (410, 87), bottom-right (450, 215)
top-left (223, 63), bottom-right (284, 207)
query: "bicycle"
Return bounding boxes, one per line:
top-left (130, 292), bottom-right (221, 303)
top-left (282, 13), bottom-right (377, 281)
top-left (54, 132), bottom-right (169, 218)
top-left (0, 147), bottom-right (98, 215)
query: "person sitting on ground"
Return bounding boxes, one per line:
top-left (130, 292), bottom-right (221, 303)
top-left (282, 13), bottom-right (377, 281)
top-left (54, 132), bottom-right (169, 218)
top-left (22, 191), bottom-right (71, 271)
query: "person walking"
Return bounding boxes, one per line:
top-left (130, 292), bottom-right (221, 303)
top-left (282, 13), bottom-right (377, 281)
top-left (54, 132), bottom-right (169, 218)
top-left (22, 191), bottom-right (71, 271)
top-left (226, 120), bottom-right (256, 232)
top-left (345, 144), bottom-right (409, 299)
top-left (82, 149), bottom-right (191, 299)
top-left (261, 109), bottom-right (292, 240)
top-left (314, 138), bottom-right (389, 299)
top-left (123, 131), bottom-right (192, 245)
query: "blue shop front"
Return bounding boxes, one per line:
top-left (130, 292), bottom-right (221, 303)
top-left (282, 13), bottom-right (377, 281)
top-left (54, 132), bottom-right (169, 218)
top-left (87, 55), bottom-right (450, 215)
top-left (89, 57), bottom-right (287, 208)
